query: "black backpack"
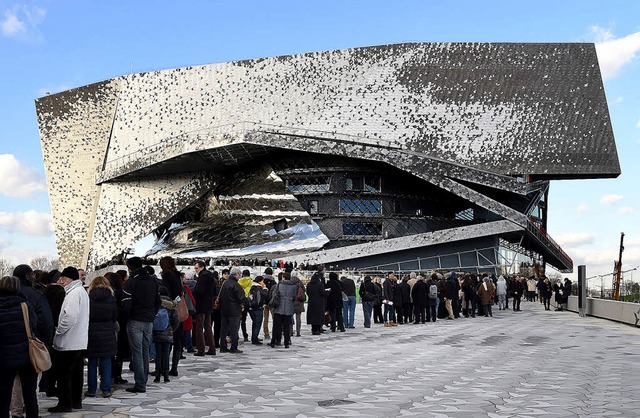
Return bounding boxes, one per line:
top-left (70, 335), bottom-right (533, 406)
top-left (248, 286), bottom-right (263, 309)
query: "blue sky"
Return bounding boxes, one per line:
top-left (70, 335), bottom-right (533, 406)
top-left (1, 0), bottom-right (639, 285)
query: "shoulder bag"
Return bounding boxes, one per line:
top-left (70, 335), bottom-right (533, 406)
top-left (20, 302), bottom-right (52, 373)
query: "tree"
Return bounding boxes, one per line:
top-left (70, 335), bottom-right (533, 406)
top-left (29, 256), bottom-right (61, 271)
top-left (0, 258), bottom-right (15, 277)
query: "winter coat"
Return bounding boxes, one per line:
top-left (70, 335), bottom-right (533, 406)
top-left (43, 284), bottom-right (66, 330)
top-left (496, 277), bottom-right (508, 296)
top-left (248, 282), bottom-right (268, 310)
top-left (340, 277), bottom-right (356, 297)
top-left (445, 273), bottom-right (460, 300)
top-left (359, 280), bottom-right (377, 303)
top-left (153, 297), bottom-right (180, 344)
top-left (510, 280), bottom-right (524, 298)
top-left (373, 282), bottom-right (383, 305)
top-left (122, 268), bottom-right (161, 323)
top-left (541, 281), bottom-right (553, 299)
top-left (291, 276), bottom-right (306, 314)
top-left (54, 279), bottom-right (90, 351)
top-left (238, 276), bottom-right (253, 297)
top-left (262, 275), bottom-right (277, 291)
top-left (393, 281), bottom-right (404, 306)
top-left (411, 280), bottom-right (427, 306)
top-left (461, 277), bottom-right (476, 300)
top-left (306, 276), bottom-right (326, 325)
top-left (399, 281), bottom-right (411, 305)
top-left (325, 277), bottom-right (343, 309)
top-left (161, 270), bottom-right (183, 301)
top-left (527, 279), bottom-right (538, 292)
top-left (192, 269), bottom-right (217, 314)
top-left (18, 277), bottom-right (53, 346)
top-left (477, 281), bottom-right (495, 305)
top-left (219, 276), bottom-right (247, 317)
top-left (382, 279), bottom-right (395, 302)
top-left (0, 291), bottom-right (36, 370)
top-left (86, 286), bottom-right (118, 358)
top-left (272, 280), bottom-right (296, 316)
top-left (183, 285), bottom-right (196, 331)
top-left (425, 279), bottom-right (439, 307)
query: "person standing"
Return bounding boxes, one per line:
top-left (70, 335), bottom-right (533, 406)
top-left (325, 273), bottom-right (345, 332)
top-left (306, 271), bottom-right (326, 335)
top-left (107, 271), bottom-right (130, 385)
top-left (511, 276), bottom-right (524, 312)
top-left (268, 272), bottom-right (296, 348)
top-left (122, 257), bottom-right (161, 394)
top-left (411, 275), bottom-right (427, 324)
top-left (261, 267), bottom-right (276, 341)
top-left (219, 268), bottom-right (247, 353)
top-left (477, 277), bottom-right (496, 317)
top-left (238, 270), bottom-right (254, 342)
top-left (159, 256), bottom-right (185, 376)
top-left (341, 276), bottom-right (357, 329)
top-left (359, 276), bottom-right (377, 328)
top-left (373, 277), bottom-right (384, 324)
top-left (542, 277), bottom-right (553, 310)
top-left (399, 275), bottom-right (412, 324)
top-left (248, 276), bottom-right (268, 344)
top-left (192, 260), bottom-right (216, 356)
top-left (85, 276), bottom-right (118, 398)
top-left (496, 275), bottom-right (508, 311)
top-left (291, 272), bottom-right (306, 337)
top-left (425, 274), bottom-right (439, 322)
top-left (383, 272), bottom-right (397, 327)
top-left (0, 276), bottom-right (40, 418)
top-left (49, 267), bottom-right (90, 413)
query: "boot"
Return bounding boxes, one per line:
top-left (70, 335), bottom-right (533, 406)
top-left (163, 373), bottom-right (170, 383)
top-left (153, 371), bottom-right (160, 383)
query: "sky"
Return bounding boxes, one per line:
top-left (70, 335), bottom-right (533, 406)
top-left (1, 0), bottom-right (639, 287)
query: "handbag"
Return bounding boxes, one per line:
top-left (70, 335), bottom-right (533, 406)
top-left (341, 291), bottom-right (348, 302)
top-left (20, 302), bottom-right (52, 373)
top-left (175, 295), bottom-right (189, 322)
top-left (213, 282), bottom-right (225, 311)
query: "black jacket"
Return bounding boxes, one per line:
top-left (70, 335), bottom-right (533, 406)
top-left (19, 277), bottom-right (53, 346)
top-left (193, 269), bottom-right (217, 313)
top-left (325, 277), bottom-right (343, 309)
top-left (399, 281), bottom-right (411, 304)
top-left (43, 284), bottom-right (66, 329)
top-left (411, 280), bottom-right (427, 306)
top-left (0, 292), bottom-right (36, 370)
top-left (359, 280), bottom-right (377, 302)
top-left (305, 277), bottom-right (326, 325)
top-left (122, 268), bottom-right (161, 323)
top-left (341, 277), bottom-right (356, 297)
top-left (219, 276), bottom-right (246, 317)
top-left (161, 270), bottom-right (183, 300)
top-left (86, 287), bottom-right (118, 358)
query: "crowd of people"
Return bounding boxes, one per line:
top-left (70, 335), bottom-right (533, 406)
top-left (0, 259), bottom-right (573, 417)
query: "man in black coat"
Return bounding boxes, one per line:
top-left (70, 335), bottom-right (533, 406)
top-left (358, 276), bottom-right (377, 328)
top-left (399, 276), bottom-right (412, 324)
top-left (122, 257), bottom-right (161, 393)
top-left (411, 276), bottom-right (427, 324)
top-left (192, 260), bottom-right (216, 356)
top-left (13, 265), bottom-right (54, 346)
top-left (306, 273), bottom-right (326, 335)
top-left (219, 267), bottom-right (247, 353)
top-left (325, 272), bottom-right (345, 332)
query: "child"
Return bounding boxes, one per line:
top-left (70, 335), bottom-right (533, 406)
top-left (153, 287), bottom-right (179, 383)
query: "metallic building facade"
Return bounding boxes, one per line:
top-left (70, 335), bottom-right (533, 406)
top-left (36, 42), bottom-right (619, 272)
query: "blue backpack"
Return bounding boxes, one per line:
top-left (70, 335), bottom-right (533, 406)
top-left (153, 307), bottom-right (169, 331)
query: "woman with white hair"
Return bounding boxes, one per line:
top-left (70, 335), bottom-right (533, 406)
top-left (496, 276), bottom-right (508, 310)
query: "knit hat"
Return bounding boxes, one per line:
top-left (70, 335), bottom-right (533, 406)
top-left (60, 266), bottom-right (80, 281)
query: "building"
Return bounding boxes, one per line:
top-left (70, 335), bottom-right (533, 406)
top-left (36, 42), bottom-right (620, 274)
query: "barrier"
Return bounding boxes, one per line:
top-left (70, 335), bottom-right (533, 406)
top-left (566, 295), bottom-right (640, 327)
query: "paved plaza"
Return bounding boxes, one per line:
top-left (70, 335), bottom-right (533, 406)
top-left (40, 301), bottom-right (640, 417)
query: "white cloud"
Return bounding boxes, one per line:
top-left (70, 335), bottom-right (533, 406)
top-left (613, 96), bottom-right (624, 104)
top-left (0, 211), bottom-right (53, 236)
top-left (0, 154), bottom-right (46, 198)
top-left (600, 194), bottom-right (624, 205)
top-left (555, 232), bottom-right (595, 247)
top-left (576, 203), bottom-right (588, 215)
top-left (616, 206), bottom-right (634, 216)
top-left (590, 26), bottom-right (640, 80)
top-left (0, 5), bottom-right (45, 40)
top-left (0, 237), bottom-right (11, 249)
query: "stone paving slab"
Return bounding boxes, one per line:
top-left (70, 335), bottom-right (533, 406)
top-left (38, 301), bottom-right (640, 417)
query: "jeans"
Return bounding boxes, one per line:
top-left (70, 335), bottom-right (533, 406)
top-left (342, 296), bottom-right (356, 327)
top-left (383, 303), bottom-right (395, 323)
top-left (220, 315), bottom-right (240, 351)
top-left (0, 364), bottom-right (38, 418)
top-left (87, 357), bottom-right (112, 394)
top-left (127, 319), bottom-right (153, 390)
top-left (362, 301), bottom-right (373, 327)
top-left (249, 308), bottom-right (264, 343)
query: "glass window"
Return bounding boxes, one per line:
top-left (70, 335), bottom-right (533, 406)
top-left (286, 176), bottom-right (330, 193)
top-left (308, 200), bottom-right (319, 215)
top-left (364, 175), bottom-right (381, 193)
top-left (342, 221), bottom-right (383, 236)
top-left (345, 177), bottom-right (361, 191)
top-left (339, 199), bottom-right (382, 214)
top-left (455, 208), bottom-right (474, 221)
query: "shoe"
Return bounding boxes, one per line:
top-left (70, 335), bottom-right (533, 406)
top-left (169, 369), bottom-right (178, 376)
top-left (72, 402), bottom-right (82, 409)
top-left (164, 375), bottom-right (170, 383)
top-left (229, 349), bottom-right (243, 354)
top-left (312, 331), bottom-right (320, 335)
top-left (391, 323), bottom-right (398, 326)
top-left (264, 334), bottom-right (270, 339)
top-left (268, 343), bottom-right (276, 348)
top-left (284, 345), bottom-right (290, 349)
top-left (206, 350), bottom-right (216, 355)
top-left (153, 375), bottom-right (160, 383)
top-left (102, 391), bottom-right (112, 398)
top-left (186, 349), bottom-right (195, 353)
top-left (125, 387), bottom-right (146, 393)
top-left (252, 341), bottom-right (263, 345)
top-left (113, 377), bottom-right (128, 385)
top-left (340, 328), bottom-right (346, 332)
top-left (194, 352), bottom-right (205, 356)
top-left (296, 333), bottom-right (301, 337)
top-left (84, 391), bottom-right (96, 397)
top-left (180, 355), bottom-right (186, 360)
top-left (384, 323), bottom-right (392, 327)
top-left (243, 336), bottom-right (249, 342)
top-left (48, 405), bottom-right (72, 413)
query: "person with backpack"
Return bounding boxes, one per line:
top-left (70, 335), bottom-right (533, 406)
top-left (425, 273), bottom-right (439, 322)
top-left (247, 276), bottom-right (268, 345)
top-left (152, 287), bottom-right (179, 383)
